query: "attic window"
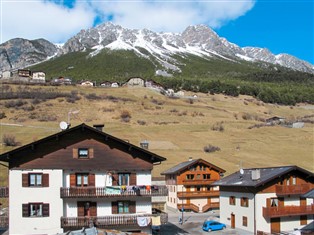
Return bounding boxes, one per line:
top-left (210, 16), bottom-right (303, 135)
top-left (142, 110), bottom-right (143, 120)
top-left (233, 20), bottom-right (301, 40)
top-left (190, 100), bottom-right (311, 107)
top-left (78, 148), bottom-right (89, 158)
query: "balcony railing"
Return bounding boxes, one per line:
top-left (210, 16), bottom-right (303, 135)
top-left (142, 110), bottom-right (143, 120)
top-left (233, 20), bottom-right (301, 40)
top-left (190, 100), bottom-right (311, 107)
top-left (0, 187), bottom-right (8, 198)
top-left (177, 190), bottom-right (219, 198)
top-left (177, 203), bottom-right (199, 213)
top-left (263, 204), bottom-right (314, 218)
top-left (202, 202), bottom-right (220, 212)
top-left (0, 216), bottom-right (8, 228)
top-left (182, 179), bottom-right (216, 186)
top-left (61, 212), bottom-right (168, 229)
top-left (60, 186), bottom-right (168, 198)
top-left (275, 184), bottom-right (313, 196)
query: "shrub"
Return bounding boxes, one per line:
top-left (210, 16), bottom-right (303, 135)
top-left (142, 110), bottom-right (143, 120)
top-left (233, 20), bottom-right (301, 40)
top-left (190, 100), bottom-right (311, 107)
top-left (120, 110), bottom-right (131, 122)
top-left (3, 134), bottom-right (20, 146)
top-left (211, 121), bottom-right (224, 132)
top-left (137, 120), bottom-right (146, 125)
top-left (0, 112), bottom-right (6, 119)
top-left (203, 144), bottom-right (221, 153)
top-left (85, 93), bottom-right (101, 100)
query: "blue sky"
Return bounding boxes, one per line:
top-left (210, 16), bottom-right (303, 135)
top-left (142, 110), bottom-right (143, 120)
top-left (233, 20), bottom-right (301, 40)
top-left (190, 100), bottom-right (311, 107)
top-left (1, 0), bottom-right (313, 64)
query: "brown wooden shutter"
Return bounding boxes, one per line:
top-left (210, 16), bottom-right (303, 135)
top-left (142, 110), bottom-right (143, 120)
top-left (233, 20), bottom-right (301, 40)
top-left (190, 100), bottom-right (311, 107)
top-left (89, 148), bottom-right (94, 158)
top-left (278, 197), bottom-right (284, 207)
top-left (112, 173), bottom-right (118, 186)
top-left (43, 203), bottom-right (49, 217)
top-left (266, 198), bottom-right (271, 207)
top-left (22, 204), bottom-right (29, 217)
top-left (77, 202), bottom-right (85, 216)
top-left (130, 173), bottom-right (137, 185)
top-left (90, 202), bottom-right (97, 216)
top-left (112, 201), bottom-right (118, 214)
top-left (73, 148), bottom-right (78, 158)
top-left (129, 201), bottom-right (136, 213)
top-left (70, 174), bottom-right (76, 187)
top-left (22, 174), bottom-right (29, 187)
top-left (89, 174), bottom-right (95, 186)
top-left (42, 174), bottom-right (49, 187)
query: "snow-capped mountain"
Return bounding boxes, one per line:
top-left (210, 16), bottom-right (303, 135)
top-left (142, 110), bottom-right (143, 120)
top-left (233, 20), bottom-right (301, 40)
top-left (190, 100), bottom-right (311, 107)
top-left (1, 22), bottom-right (313, 74)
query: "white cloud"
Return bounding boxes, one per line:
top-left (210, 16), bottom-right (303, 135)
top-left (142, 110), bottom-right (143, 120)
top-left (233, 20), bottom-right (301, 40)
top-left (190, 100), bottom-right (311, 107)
top-left (1, 0), bottom-right (255, 43)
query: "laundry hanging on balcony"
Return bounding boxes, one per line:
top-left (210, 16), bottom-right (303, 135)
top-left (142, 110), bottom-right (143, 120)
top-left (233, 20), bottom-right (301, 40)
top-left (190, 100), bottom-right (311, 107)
top-left (137, 216), bottom-right (151, 227)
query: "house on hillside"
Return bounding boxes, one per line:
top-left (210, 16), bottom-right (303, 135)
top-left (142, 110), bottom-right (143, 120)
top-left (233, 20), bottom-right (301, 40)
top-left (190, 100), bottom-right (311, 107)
top-left (145, 80), bottom-right (164, 91)
top-left (123, 77), bottom-right (145, 87)
top-left (0, 123), bottom-right (168, 235)
top-left (100, 81), bottom-right (120, 88)
top-left (213, 166), bottom-right (314, 234)
top-left (265, 116), bottom-right (285, 125)
top-left (32, 71), bottom-right (46, 82)
top-left (161, 158), bottom-right (225, 213)
top-left (18, 69), bottom-right (32, 77)
top-left (79, 80), bottom-right (94, 87)
top-left (2, 71), bottom-right (12, 79)
top-left (51, 77), bottom-right (72, 85)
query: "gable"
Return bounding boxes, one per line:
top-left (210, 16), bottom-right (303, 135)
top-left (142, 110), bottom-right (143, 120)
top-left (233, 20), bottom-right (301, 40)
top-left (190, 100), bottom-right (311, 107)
top-left (0, 124), bottom-right (165, 170)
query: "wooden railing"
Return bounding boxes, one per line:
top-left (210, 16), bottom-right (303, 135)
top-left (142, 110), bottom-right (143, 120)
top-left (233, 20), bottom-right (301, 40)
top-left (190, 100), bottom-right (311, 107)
top-left (202, 202), bottom-right (220, 212)
top-left (0, 187), bottom-right (8, 198)
top-left (60, 186), bottom-right (168, 198)
top-left (275, 184), bottom-right (313, 196)
top-left (177, 203), bottom-right (199, 213)
top-left (263, 204), bottom-right (314, 218)
top-left (177, 190), bottom-right (219, 198)
top-left (182, 179), bottom-right (216, 186)
top-left (61, 212), bottom-right (168, 228)
top-left (0, 216), bottom-right (8, 228)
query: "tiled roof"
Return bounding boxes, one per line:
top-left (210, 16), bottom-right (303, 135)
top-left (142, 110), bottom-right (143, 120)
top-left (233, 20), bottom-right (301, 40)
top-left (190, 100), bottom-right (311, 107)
top-left (213, 165), bottom-right (313, 188)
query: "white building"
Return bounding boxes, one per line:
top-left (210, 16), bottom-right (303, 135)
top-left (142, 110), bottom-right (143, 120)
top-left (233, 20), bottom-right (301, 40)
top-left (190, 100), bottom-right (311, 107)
top-left (213, 166), bottom-right (314, 234)
top-left (32, 71), bottom-right (46, 82)
top-left (0, 123), bottom-right (168, 235)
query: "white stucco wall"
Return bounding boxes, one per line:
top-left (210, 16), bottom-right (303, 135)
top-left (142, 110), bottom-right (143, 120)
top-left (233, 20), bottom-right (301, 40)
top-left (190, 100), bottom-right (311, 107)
top-left (9, 169), bottom-right (63, 235)
top-left (136, 172), bottom-right (151, 185)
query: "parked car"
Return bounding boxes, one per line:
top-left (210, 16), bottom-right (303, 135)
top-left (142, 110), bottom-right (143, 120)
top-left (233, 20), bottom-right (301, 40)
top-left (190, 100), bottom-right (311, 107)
top-left (202, 220), bottom-right (226, 232)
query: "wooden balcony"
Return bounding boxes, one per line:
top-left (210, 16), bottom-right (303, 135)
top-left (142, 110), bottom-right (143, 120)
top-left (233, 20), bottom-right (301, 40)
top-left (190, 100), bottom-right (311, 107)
top-left (177, 203), bottom-right (199, 213)
top-left (61, 212), bottom-right (168, 229)
top-left (177, 190), bottom-right (219, 198)
top-left (0, 187), bottom-right (8, 198)
top-left (60, 186), bottom-right (168, 198)
top-left (263, 204), bottom-right (314, 218)
top-left (202, 202), bottom-right (220, 212)
top-left (275, 184), bottom-right (313, 196)
top-left (182, 179), bottom-right (216, 186)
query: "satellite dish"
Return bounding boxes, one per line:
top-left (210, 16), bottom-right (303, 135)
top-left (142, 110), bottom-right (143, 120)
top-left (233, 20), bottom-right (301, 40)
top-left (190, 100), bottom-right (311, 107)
top-left (59, 121), bottom-right (68, 130)
top-left (240, 168), bottom-right (244, 175)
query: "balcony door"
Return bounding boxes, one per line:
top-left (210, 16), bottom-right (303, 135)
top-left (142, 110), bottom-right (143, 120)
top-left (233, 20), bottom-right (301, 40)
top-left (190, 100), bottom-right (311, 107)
top-left (77, 201), bottom-right (97, 217)
top-left (271, 218), bottom-right (280, 234)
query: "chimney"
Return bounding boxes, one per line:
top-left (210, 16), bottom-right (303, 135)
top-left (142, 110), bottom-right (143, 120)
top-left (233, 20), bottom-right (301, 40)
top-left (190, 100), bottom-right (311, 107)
top-left (251, 169), bottom-right (261, 181)
top-left (140, 140), bottom-right (149, 149)
top-left (189, 157), bottom-right (193, 161)
top-left (93, 124), bottom-right (104, 132)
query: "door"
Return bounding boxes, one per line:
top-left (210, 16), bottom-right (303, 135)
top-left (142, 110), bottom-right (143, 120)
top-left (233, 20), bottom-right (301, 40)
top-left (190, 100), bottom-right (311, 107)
top-left (231, 213), bottom-right (235, 229)
top-left (271, 218), bottom-right (280, 234)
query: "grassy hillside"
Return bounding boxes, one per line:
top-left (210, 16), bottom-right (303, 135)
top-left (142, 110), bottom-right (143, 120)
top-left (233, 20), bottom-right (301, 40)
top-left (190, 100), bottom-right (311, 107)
top-left (0, 84), bottom-right (313, 183)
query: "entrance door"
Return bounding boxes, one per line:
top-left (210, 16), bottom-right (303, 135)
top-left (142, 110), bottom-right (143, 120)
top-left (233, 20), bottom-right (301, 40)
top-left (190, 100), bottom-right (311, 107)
top-left (271, 218), bottom-right (280, 234)
top-left (231, 213), bottom-right (235, 229)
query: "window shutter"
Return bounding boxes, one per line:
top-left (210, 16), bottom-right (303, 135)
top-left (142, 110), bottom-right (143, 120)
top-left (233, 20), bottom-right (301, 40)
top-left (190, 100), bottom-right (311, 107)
top-left (42, 174), bottom-right (49, 187)
top-left (89, 174), bottom-right (95, 186)
top-left (70, 174), bottom-right (76, 187)
top-left (112, 173), bottom-right (118, 186)
top-left (22, 174), bottom-right (29, 187)
top-left (130, 173), bottom-right (137, 185)
top-left (22, 204), bottom-right (29, 217)
top-left (112, 201), bottom-right (118, 214)
top-left (90, 202), bottom-right (97, 216)
top-left (129, 201), bottom-right (136, 214)
top-left (89, 148), bottom-right (94, 158)
top-left (43, 204), bottom-right (49, 217)
top-left (77, 202), bottom-right (85, 216)
top-left (73, 148), bottom-right (78, 158)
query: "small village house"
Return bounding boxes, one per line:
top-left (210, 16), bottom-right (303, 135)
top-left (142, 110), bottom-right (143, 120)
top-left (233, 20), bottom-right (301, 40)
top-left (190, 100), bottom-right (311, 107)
top-left (32, 71), bottom-right (46, 82)
top-left (213, 166), bottom-right (314, 234)
top-left (123, 77), bottom-right (145, 87)
top-left (0, 123), bottom-right (168, 235)
top-left (79, 80), bottom-right (94, 87)
top-left (161, 158), bottom-right (225, 213)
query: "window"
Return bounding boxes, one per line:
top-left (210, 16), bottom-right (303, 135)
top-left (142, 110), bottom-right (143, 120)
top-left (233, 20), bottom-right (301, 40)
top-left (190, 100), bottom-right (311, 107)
top-left (118, 201), bottom-right (129, 213)
top-left (78, 148), bottom-right (89, 158)
top-left (29, 174), bottom-right (42, 186)
top-left (292, 176), bottom-right (297, 185)
top-left (22, 203), bottom-right (49, 217)
top-left (118, 173), bottom-right (130, 186)
top-left (203, 174), bottom-right (211, 180)
top-left (190, 166), bottom-right (196, 171)
top-left (196, 186), bottom-right (201, 191)
top-left (229, 196), bottom-right (236, 205)
top-left (186, 174), bottom-right (194, 180)
top-left (271, 198), bottom-right (278, 207)
top-left (22, 173), bottom-right (49, 187)
top-left (242, 216), bottom-right (248, 227)
top-left (196, 174), bottom-right (201, 179)
top-left (76, 173), bottom-right (89, 187)
top-left (241, 197), bottom-right (249, 207)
